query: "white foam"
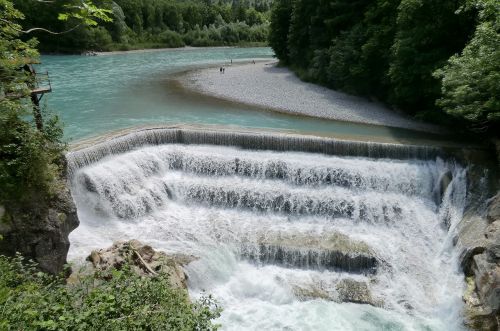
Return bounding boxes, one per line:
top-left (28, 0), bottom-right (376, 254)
top-left (69, 144), bottom-right (467, 330)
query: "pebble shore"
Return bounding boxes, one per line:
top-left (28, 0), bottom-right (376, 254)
top-left (182, 61), bottom-right (441, 133)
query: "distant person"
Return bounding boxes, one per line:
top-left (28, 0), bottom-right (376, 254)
top-left (231, 59), bottom-right (233, 65)
top-left (223, 67), bottom-right (225, 74)
top-left (220, 67), bottom-right (223, 74)
top-left (252, 60), bottom-right (255, 64)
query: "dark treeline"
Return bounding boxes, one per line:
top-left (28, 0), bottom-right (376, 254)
top-left (14, 0), bottom-right (273, 52)
top-left (269, 0), bottom-right (499, 133)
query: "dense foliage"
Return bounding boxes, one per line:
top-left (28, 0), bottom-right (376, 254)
top-left (269, 0), bottom-right (499, 133)
top-left (14, 0), bottom-right (274, 52)
top-left (0, 255), bottom-right (221, 330)
top-left (0, 0), bottom-right (66, 203)
top-left (435, 0), bottom-right (500, 131)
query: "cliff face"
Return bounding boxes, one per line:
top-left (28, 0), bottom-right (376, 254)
top-left (458, 187), bottom-right (500, 330)
top-left (0, 184), bottom-right (79, 275)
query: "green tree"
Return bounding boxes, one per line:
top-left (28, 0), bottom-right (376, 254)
top-left (434, 0), bottom-right (500, 132)
top-left (269, 0), bottom-right (292, 63)
top-left (287, 0), bottom-right (315, 67)
top-left (389, 0), bottom-right (474, 113)
top-left (0, 0), bottom-right (111, 205)
top-left (356, 0), bottom-right (399, 98)
top-left (0, 0), bottom-right (64, 202)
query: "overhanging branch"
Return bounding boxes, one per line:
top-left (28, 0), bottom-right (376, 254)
top-left (0, 18), bottom-right (82, 35)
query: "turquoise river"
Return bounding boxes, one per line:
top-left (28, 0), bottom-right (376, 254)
top-left (41, 47), bottom-right (450, 144)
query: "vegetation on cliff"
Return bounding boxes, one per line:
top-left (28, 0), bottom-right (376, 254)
top-left (0, 0), bottom-right (67, 206)
top-left (269, 0), bottom-right (499, 134)
top-left (13, 0), bottom-right (274, 52)
top-left (0, 255), bottom-right (221, 330)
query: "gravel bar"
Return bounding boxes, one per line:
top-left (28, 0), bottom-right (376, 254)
top-left (181, 61), bottom-right (441, 133)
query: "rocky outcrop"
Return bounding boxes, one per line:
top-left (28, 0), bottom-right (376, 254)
top-left (335, 279), bottom-right (382, 306)
top-left (87, 240), bottom-right (197, 289)
top-left (291, 278), bottom-right (382, 307)
top-left (241, 232), bottom-right (379, 274)
top-left (459, 193), bottom-right (500, 330)
top-left (0, 184), bottom-right (79, 275)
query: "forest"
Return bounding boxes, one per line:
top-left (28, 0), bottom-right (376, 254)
top-left (13, 0), bottom-right (273, 52)
top-left (269, 0), bottom-right (499, 133)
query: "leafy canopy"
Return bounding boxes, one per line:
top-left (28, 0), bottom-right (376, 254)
top-left (434, 0), bottom-right (500, 130)
top-left (58, 0), bottom-right (113, 27)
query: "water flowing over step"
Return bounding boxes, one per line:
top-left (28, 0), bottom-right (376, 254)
top-left (77, 167), bottom-right (413, 222)
top-left (140, 146), bottom-right (438, 196)
top-left (240, 232), bottom-right (378, 274)
top-left (68, 131), bottom-right (469, 331)
top-left (67, 127), bottom-right (445, 175)
top-left (168, 175), bottom-right (407, 222)
top-left (72, 144), bottom-right (449, 221)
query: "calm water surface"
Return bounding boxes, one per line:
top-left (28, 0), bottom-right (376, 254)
top-left (40, 47), bottom-right (448, 144)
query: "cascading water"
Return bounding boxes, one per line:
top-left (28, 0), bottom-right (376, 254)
top-left (68, 131), bottom-right (468, 331)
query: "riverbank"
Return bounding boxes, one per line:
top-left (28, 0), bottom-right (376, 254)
top-left (44, 43), bottom-right (268, 56)
top-left (180, 61), bottom-right (443, 133)
top-left (93, 45), bottom-right (250, 56)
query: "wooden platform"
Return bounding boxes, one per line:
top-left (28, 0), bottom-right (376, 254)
top-left (31, 86), bottom-right (52, 95)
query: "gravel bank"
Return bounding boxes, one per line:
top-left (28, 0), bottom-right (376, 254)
top-left (181, 61), bottom-right (441, 133)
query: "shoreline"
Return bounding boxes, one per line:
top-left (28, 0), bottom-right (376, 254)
top-left (94, 45), bottom-right (234, 56)
top-left (42, 45), bottom-right (267, 57)
top-left (178, 61), bottom-right (443, 134)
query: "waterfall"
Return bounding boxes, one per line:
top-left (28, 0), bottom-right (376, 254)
top-left (68, 133), bottom-right (468, 331)
top-left (66, 127), bottom-right (445, 176)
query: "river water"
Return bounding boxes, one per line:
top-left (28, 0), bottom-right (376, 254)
top-left (40, 47), bottom-right (450, 144)
top-left (44, 48), bottom-right (470, 330)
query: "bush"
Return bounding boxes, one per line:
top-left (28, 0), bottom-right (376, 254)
top-left (0, 102), bottom-right (65, 203)
top-left (87, 27), bottom-right (113, 50)
top-left (434, 1), bottom-right (500, 132)
top-left (158, 30), bottom-right (185, 48)
top-left (0, 255), bottom-right (221, 330)
top-left (220, 24), bottom-right (240, 44)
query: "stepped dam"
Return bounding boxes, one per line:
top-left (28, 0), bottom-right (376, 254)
top-left (66, 127), bottom-right (477, 330)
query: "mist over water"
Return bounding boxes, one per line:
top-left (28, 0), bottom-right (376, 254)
top-left (69, 143), bottom-right (468, 331)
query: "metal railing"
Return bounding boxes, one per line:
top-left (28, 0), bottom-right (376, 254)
top-left (32, 71), bottom-right (52, 94)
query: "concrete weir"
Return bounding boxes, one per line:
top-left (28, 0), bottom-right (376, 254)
top-left (66, 126), bottom-right (446, 176)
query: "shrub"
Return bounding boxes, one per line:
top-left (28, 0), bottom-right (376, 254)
top-left (158, 30), bottom-right (185, 48)
top-left (0, 255), bottom-right (221, 330)
top-left (0, 102), bottom-right (65, 203)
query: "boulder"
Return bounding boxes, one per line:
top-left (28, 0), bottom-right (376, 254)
top-left (290, 277), bottom-right (382, 307)
top-left (335, 279), bottom-right (382, 306)
top-left (459, 192), bottom-right (500, 330)
top-left (292, 284), bottom-right (332, 302)
top-left (472, 253), bottom-right (500, 313)
top-left (87, 240), bottom-right (197, 289)
top-left (487, 193), bottom-right (500, 223)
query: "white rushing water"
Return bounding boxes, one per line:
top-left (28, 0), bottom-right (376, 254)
top-left (69, 144), bottom-right (467, 331)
